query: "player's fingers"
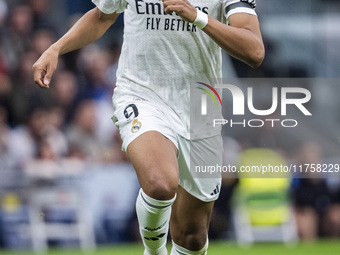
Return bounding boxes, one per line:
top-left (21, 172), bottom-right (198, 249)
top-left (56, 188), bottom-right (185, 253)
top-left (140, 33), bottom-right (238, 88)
top-left (162, 0), bottom-right (181, 4)
top-left (32, 64), bottom-right (48, 88)
top-left (163, 4), bottom-right (171, 15)
top-left (164, 2), bottom-right (187, 15)
top-left (165, 10), bottom-right (173, 15)
top-left (43, 64), bottom-right (55, 88)
top-left (164, 5), bottom-right (177, 15)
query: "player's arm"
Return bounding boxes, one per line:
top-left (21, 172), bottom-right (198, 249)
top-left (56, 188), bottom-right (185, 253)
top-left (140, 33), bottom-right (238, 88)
top-left (202, 13), bottom-right (264, 68)
top-left (162, 0), bottom-right (265, 68)
top-left (33, 8), bottom-right (120, 88)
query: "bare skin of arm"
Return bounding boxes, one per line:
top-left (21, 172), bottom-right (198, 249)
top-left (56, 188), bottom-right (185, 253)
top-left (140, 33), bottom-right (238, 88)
top-left (162, 0), bottom-right (265, 68)
top-left (32, 8), bottom-right (119, 88)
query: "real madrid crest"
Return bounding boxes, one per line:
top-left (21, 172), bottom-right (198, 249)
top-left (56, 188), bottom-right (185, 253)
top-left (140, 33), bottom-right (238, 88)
top-left (131, 118), bottom-right (142, 133)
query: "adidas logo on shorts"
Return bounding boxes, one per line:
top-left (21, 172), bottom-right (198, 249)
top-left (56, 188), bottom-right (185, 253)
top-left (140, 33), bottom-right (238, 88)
top-left (210, 185), bottom-right (220, 196)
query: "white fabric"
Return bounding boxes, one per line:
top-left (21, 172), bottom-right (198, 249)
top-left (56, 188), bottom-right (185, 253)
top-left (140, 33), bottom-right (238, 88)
top-left (91, 0), bottom-right (256, 139)
top-left (193, 10), bottom-right (208, 29)
top-left (92, 0), bottom-right (127, 14)
top-left (170, 239), bottom-right (208, 255)
top-left (112, 96), bottom-right (222, 202)
top-left (136, 189), bottom-right (175, 255)
top-left (112, 96), bottom-right (179, 151)
top-left (226, 7), bottom-right (256, 19)
top-left (177, 133), bottom-right (222, 202)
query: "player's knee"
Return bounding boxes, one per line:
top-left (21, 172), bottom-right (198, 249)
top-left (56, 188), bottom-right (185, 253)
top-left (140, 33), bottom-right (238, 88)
top-left (174, 230), bottom-right (207, 251)
top-left (145, 175), bottom-right (178, 200)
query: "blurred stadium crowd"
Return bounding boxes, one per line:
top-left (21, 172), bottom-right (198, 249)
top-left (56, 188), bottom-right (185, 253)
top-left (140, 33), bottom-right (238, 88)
top-left (0, 0), bottom-right (340, 251)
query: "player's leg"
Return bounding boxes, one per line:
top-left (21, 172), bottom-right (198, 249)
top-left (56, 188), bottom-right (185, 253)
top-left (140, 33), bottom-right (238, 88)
top-left (169, 186), bottom-right (213, 255)
top-left (128, 131), bottom-right (178, 200)
top-left (127, 131), bottom-right (179, 255)
top-left (169, 135), bottom-right (222, 254)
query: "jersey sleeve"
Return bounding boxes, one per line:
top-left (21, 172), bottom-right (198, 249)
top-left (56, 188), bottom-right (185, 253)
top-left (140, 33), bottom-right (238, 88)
top-left (92, 0), bottom-right (127, 14)
top-left (221, 0), bottom-right (257, 21)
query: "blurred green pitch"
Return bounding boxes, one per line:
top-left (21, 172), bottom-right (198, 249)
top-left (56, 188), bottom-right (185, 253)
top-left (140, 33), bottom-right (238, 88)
top-left (1, 240), bottom-right (340, 255)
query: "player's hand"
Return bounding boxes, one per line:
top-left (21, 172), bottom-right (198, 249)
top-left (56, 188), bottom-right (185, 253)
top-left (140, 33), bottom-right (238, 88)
top-left (32, 46), bottom-right (59, 88)
top-left (162, 0), bottom-right (197, 23)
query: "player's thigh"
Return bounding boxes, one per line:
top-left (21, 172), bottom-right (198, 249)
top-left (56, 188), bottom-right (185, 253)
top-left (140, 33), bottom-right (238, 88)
top-left (127, 131), bottom-right (179, 200)
top-left (113, 97), bottom-right (179, 200)
top-left (170, 186), bottom-right (214, 250)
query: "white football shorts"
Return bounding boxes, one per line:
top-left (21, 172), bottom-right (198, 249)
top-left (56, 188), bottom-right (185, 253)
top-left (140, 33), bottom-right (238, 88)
top-left (112, 96), bottom-right (222, 202)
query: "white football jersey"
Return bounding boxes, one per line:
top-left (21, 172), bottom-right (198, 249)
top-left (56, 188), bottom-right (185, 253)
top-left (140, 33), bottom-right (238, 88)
top-left (92, 0), bottom-right (256, 139)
